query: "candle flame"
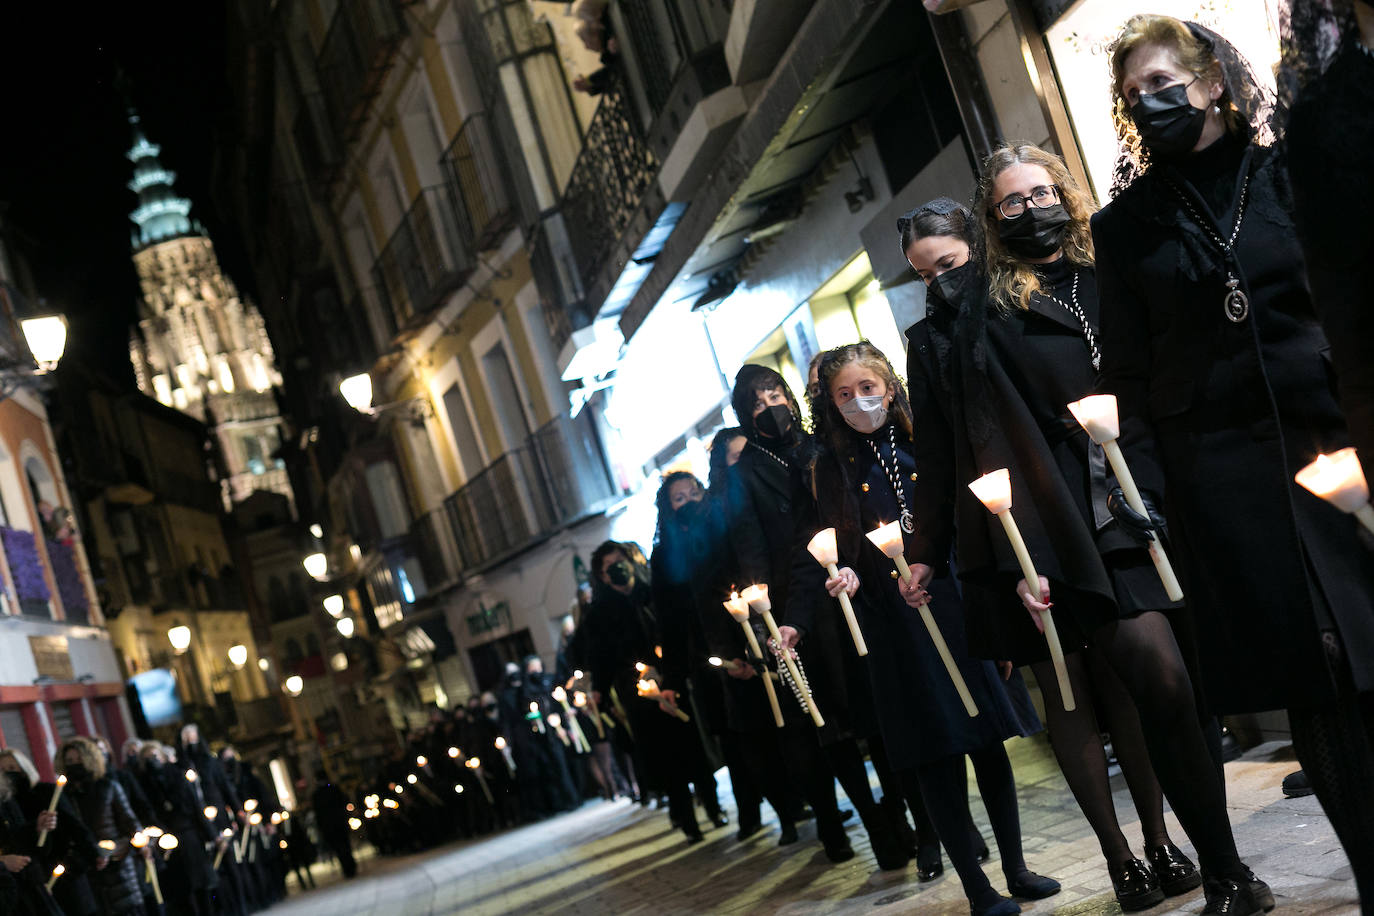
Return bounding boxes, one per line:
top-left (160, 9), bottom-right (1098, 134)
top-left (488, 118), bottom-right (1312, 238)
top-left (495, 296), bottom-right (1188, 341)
top-left (158, 833), bottom-right (179, 850)
top-left (383, 798), bottom-right (399, 808)
top-left (348, 818), bottom-right (362, 831)
top-left (864, 520), bottom-right (906, 558)
top-left (636, 679), bottom-right (660, 698)
top-left (416, 755), bottom-right (427, 767)
top-left (572, 692), bottom-right (587, 707)
top-left (806, 528), bottom-right (839, 566)
top-left (573, 669), bottom-right (584, 680)
top-left (244, 799), bottom-right (258, 812)
top-left (56, 774), bottom-right (67, 786)
top-left (1296, 447), bottom-right (1370, 512)
top-left (548, 713), bottom-right (562, 727)
top-left (968, 468), bottom-right (1013, 514)
top-left (406, 773), bottom-right (417, 784)
top-left (634, 661), bottom-right (648, 674)
top-left (551, 686), bottom-right (567, 702)
top-left (270, 812), bottom-right (282, 825)
top-left (529, 701), bottom-right (539, 713)
top-left (722, 593), bottom-right (751, 622)
top-left (654, 645), bottom-right (663, 658)
top-left (221, 828), bottom-right (233, 839)
top-left (131, 831), bottom-right (148, 848)
top-left (708, 656), bottom-right (723, 667)
top-left (495, 737), bottom-right (507, 750)
top-left (1066, 394), bottom-right (1120, 444)
top-left (466, 757), bottom-right (481, 769)
top-left (144, 826), bottom-right (163, 838)
top-left (448, 746), bottom-right (460, 758)
top-left (52, 864), bottom-right (64, 877)
top-left (185, 769), bottom-right (197, 782)
top-left (740, 584), bottom-right (771, 612)
top-left (249, 813), bottom-right (262, 826)
top-left (454, 784), bottom-right (464, 794)
top-left (204, 806), bottom-right (217, 820)
top-left (98, 839), bottom-right (117, 851)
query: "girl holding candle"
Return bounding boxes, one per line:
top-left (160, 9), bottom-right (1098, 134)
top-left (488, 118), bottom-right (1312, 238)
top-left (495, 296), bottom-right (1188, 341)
top-left (900, 176), bottom-right (1264, 912)
top-left (726, 364), bottom-right (908, 867)
top-left (1, 748), bottom-right (100, 916)
top-left (810, 342), bottom-right (1056, 916)
top-left (1094, 14), bottom-right (1374, 909)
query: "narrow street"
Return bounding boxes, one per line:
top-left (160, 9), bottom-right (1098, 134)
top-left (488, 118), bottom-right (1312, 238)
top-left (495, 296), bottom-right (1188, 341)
top-left (263, 737), bottom-right (1356, 915)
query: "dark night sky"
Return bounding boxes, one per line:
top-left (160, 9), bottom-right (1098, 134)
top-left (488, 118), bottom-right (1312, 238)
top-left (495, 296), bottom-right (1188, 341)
top-left (0, 1), bottom-right (246, 388)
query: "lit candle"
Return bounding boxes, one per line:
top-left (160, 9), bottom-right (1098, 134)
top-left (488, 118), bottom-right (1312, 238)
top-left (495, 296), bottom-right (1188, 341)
top-left (581, 688), bottom-right (607, 740)
top-left (1068, 395), bottom-right (1184, 601)
top-left (45, 864), bottom-right (64, 892)
top-left (547, 711), bottom-right (574, 745)
top-left (634, 679), bottom-right (691, 722)
top-left (1296, 448), bottom-right (1374, 535)
top-left (465, 756), bottom-right (495, 804)
top-left (203, 806), bottom-right (217, 821)
top-left (528, 701), bottom-right (546, 734)
top-left (213, 828), bottom-right (232, 870)
top-left (551, 686), bottom-right (591, 753)
top-left (707, 655), bottom-right (743, 673)
top-left (806, 527), bottom-right (868, 656)
top-left (968, 468), bottom-right (1076, 712)
top-left (132, 831), bottom-right (163, 904)
top-left (37, 774), bottom-right (66, 846)
top-left (741, 585), bottom-right (825, 727)
top-left (865, 522), bottom-right (979, 717)
top-left (448, 746), bottom-right (461, 759)
top-left (723, 592), bottom-right (784, 727)
top-left (97, 839), bottom-right (116, 852)
top-left (495, 736), bottom-right (516, 776)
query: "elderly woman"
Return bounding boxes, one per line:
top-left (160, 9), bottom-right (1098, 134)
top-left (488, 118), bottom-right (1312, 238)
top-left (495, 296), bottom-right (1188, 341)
top-left (1093, 13), bottom-right (1374, 914)
top-left (57, 737), bottom-right (146, 916)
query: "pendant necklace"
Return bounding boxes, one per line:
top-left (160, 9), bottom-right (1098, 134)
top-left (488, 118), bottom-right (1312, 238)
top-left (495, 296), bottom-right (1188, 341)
top-left (750, 440), bottom-right (790, 470)
top-left (868, 424), bottom-right (916, 534)
top-left (1166, 173), bottom-right (1252, 322)
top-left (1043, 270), bottom-right (1101, 370)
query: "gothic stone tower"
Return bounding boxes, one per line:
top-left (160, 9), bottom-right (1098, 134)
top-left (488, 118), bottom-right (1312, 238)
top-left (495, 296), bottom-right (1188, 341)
top-left (124, 110), bottom-right (296, 514)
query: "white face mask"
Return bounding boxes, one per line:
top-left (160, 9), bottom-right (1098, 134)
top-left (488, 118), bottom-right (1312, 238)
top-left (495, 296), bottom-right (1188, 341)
top-left (838, 395), bottom-right (888, 433)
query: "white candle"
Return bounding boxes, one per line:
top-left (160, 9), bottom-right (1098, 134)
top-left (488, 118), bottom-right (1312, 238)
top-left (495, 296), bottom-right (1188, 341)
top-left (1067, 396), bottom-right (1184, 601)
top-left (806, 528), bottom-right (868, 656)
top-left (969, 468), bottom-right (1076, 712)
top-left (864, 521), bottom-right (913, 582)
top-left (528, 701), bottom-right (546, 734)
top-left (213, 828), bottom-right (232, 870)
top-left (552, 686), bottom-right (591, 752)
top-left (741, 585), bottom-right (825, 727)
top-left (1296, 448), bottom-right (1374, 535)
top-left (46, 864), bottom-right (64, 892)
top-left (722, 593), bottom-right (784, 727)
top-left (465, 757), bottom-right (495, 804)
top-left (37, 774), bottom-right (66, 847)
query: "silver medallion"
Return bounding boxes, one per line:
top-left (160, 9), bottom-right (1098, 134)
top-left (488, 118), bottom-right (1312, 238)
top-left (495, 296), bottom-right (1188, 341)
top-left (1224, 276), bottom-right (1249, 323)
top-left (900, 509), bottom-right (915, 534)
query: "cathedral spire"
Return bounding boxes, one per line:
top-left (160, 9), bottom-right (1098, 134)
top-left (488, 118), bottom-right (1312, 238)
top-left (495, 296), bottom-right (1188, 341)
top-left (126, 108), bottom-right (200, 250)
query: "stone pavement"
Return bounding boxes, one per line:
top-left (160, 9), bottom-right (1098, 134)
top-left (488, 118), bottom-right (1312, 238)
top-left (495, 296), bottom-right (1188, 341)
top-left (263, 736), bottom-right (1358, 916)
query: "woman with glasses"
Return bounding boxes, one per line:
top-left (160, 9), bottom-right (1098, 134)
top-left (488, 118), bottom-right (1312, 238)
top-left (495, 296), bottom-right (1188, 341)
top-left (900, 143), bottom-right (1259, 914)
top-left (1095, 15), bottom-right (1374, 911)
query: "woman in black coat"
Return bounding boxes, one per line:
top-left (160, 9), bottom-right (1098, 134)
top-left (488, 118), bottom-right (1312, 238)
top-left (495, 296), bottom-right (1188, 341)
top-left (580, 540), bottom-right (711, 843)
top-left (2, 749), bottom-right (99, 916)
top-left (0, 769), bottom-right (64, 916)
top-left (57, 738), bottom-right (145, 916)
top-left (810, 342), bottom-right (1055, 916)
top-left (137, 743), bottom-right (219, 915)
top-left (1095, 14), bottom-right (1374, 909)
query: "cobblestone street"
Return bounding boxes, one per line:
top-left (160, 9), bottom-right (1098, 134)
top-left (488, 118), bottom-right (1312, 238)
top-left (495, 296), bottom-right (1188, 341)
top-left (262, 736), bottom-right (1358, 915)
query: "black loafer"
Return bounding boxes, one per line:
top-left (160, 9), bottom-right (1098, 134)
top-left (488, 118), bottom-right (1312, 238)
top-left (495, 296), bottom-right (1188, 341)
top-left (1242, 867), bottom-right (1275, 911)
top-left (1007, 871), bottom-right (1061, 900)
top-left (709, 811), bottom-right (729, 828)
top-left (1109, 858), bottom-right (1165, 911)
top-left (916, 844), bottom-right (943, 881)
top-left (1147, 843), bottom-right (1202, 896)
top-left (736, 821), bottom-right (763, 841)
top-left (1201, 877), bottom-right (1262, 916)
top-left (825, 840), bottom-right (855, 863)
top-left (778, 824), bottom-right (799, 846)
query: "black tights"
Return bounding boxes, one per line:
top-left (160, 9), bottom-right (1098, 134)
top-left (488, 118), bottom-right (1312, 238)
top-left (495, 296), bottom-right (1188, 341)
top-left (1030, 647), bottom-right (1172, 865)
top-left (824, 737), bottom-right (876, 811)
top-left (899, 743), bottom-right (1029, 908)
top-left (869, 736), bottom-right (941, 850)
top-left (780, 725), bottom-right (846, 849)
top-left (1290, 692), bottom-right (1374, 904)
top-left (1091, 611), bottom-right (1242, 877)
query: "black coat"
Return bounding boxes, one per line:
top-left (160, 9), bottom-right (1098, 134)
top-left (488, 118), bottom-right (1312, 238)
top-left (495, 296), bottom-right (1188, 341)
top-left (0, 796), bottom-right (64, 916)
top-left (905, 263), bottom-right (1169, 664)
top-left (1287, 41), bottom-right (1374, 482)
top-left (69, 777), bottom-right (143, 916)
top-left (809, 437), bottom-right (1040, 769)
top-left (142, 761), bottom-right (219, 893)
top-left (1093, 138), bottom-right (1374, 712)
top-left (14, 781), bottom-right (100, 916)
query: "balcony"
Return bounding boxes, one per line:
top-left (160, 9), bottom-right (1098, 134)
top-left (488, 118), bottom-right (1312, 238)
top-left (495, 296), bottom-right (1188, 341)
top-left (441, 411), bottom-right (617, 573)
top-left (440, 111), bottom-right (537, 253)
top-left (370, 184), bottom-right (474, 331)
top-left (316, 0), bottom-right (406, 141)
top-left (528, 211), bottom-right (584, 355)
top-left (411, 506), bottom-right (463, 597)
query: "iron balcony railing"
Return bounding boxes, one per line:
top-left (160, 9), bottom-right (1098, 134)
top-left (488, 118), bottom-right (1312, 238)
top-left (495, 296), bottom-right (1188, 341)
top-left (316, 0), bottom-right (406, 140)
top-left (440, 110), bottom-right (538, 251)
top-left (441, 411), bottom-right (617, 573)
top-left (370, 184), bottom-right (474, 329)
top-left (412, 505), bottom-right (464, 596)
top-left (528, 210), bottom-right (584, 355)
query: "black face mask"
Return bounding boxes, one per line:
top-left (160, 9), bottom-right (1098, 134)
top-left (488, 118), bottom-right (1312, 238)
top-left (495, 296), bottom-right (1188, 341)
top-left (1131, 82), bottom-right (1208, 159)
top-left (65, 763), bottom-right (90, 783)
top-left (675, 499), bottom-right (704, 525)
top-left (607, 561), bottom-right (633, 586)
top-left (927, 261), bottom-right (975, 311)
top-left (996, 204), bottom-right (1072, 260)
top-left (4, 770), bottom-right (30, 794)
top-left (753, 404), bottom-right (794, 440)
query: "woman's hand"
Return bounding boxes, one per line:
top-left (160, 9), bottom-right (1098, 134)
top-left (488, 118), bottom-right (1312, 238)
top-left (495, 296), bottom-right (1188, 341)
top-left (726, 658), bottom-right (755, 681)
top-left (95, 855), bottom-right (109, 871)
top-left (774, 626), bottom-right (801, 655)
top-left (36, 811), bottom-right (57, 833)
top-left (897, 573), bottom-right (932, 609)
top-left (1016, 577), bottom-right (1052, 634)
top-left (0, 854), bottom-right (29, 873)
top-left (659, 688), bottom-right (679, 708)
top-left (825, 567), bottom-right (860, 598)
top-left (997, 661), bottom-right (1014, 681)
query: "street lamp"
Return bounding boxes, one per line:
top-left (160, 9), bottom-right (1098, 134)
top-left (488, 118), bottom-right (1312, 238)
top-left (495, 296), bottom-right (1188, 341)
top-left (322, 594), bottom-right (344, 617)
top-left (283, 675), bottom-right (303, 696)
top-left (339, 371), bottom-right (433, 426)
top-left (0, 314), bottom-right (68, 401)
top-left (303, 553), bottom-right (327, 580)
top-left (227, 645), bottom-right (248, 668)
top-left (168, 626), bottom-right (192, 654)
top-left (336, 617), bottom-right (355, 638)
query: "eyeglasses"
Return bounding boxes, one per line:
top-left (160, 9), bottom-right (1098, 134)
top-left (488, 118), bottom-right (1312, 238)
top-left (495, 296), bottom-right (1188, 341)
top-left (994, 185), bottom-right (1060, 220)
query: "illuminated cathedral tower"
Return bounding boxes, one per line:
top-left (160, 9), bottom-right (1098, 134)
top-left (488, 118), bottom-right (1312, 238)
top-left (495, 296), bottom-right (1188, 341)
top-left (125, 109), bottom-right (295, 514)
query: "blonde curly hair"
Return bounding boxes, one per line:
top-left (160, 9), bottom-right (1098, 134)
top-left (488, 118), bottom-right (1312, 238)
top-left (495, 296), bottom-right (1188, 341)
top-left (975, 143), bottom-right (1097, 313)
top-left (56, 736), bottom-right (106, 781)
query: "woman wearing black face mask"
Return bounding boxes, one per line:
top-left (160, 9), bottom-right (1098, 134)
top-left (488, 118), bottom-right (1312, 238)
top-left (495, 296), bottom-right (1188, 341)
top-left (57, 737), bottom-right (146, 916)
top-left (901, 178), bottom-right (1254, 913)
top-left (1, 749), bottom-right (90, 916)
top-left (1095, 15), bottom-right (1374, 912)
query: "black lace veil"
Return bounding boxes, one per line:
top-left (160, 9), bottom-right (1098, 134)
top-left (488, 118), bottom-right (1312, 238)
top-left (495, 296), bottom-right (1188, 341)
top-left (1276, 0), bottom-right (1360, 131)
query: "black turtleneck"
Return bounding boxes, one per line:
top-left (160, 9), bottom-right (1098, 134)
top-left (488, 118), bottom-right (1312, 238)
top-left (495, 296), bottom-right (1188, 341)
top-left (1173, 129), bottom-right (1248, 223)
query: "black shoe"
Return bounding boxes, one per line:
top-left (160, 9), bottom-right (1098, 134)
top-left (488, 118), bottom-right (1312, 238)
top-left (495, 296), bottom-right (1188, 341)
top-left (916, 844), bottom-right (943, 881)
top-left (839, 807), bottom-right (854, 823)
top-left (683, 828), bottom-right (704, 845)
top-left (736, 821), bottom-right (764, 841)
top-left (1147, 843), bottom-right (1201, 896)
top-left (970, 892), bottom-right (1020, 916)
top-left (1241, 867), bottom-right (1275, 911)
top-left (1006, 870), bottom-right (1061, 900)
top-left (778, 824), bottom-right (799, 846)
top-left (1201, 877), bottom-right (1263, 915)
top-left (825, 840), bottom-right (855, 863)
top-left (708, 811), bottom-right (729, 829)
top-left (860, 805), bottom-right (910, 872)
top-left (1281, 768), bottom-right (1314, 798)
top-left (975, 840), bottom-right (991, 863)
top-left (1108, 858), bottom-right (1165, 912)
